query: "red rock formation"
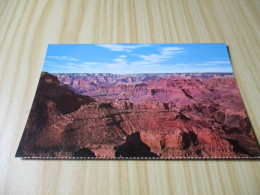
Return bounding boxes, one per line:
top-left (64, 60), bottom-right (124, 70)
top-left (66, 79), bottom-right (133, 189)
top-left (16, 72), bottom-right (260, 158)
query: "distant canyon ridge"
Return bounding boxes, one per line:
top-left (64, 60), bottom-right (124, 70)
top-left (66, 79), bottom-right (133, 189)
top-left (16, 72), bottom-right (260, 158)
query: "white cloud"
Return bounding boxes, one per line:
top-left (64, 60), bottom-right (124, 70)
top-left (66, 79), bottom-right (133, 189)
top-left (114, 58), bottom-right (126, 63)
top-left (161, 47), bottom-right (183, 55)
top-left (47, 56), bottom-right (79, 61)
top-left (67, 62), bottom-right (77, 65)
top-left (139, 54), bottom-right (162, 63)
top-left (119, 55), bottom-right (127, 58)
top-left (97, 44), bottom-right (151, 52)
top-left (139, 47), bottom-right (184, 63)
top-left (82, 62), bottom-right (100, 66)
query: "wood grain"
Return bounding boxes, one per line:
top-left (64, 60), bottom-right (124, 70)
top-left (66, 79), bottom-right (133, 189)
top-left (0, 0), bottom-right (260, 194)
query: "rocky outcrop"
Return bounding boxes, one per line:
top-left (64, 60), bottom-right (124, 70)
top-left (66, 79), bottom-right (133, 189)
top-left (114, 132), bottom-right (159, 157)
top-left (16, 73), bottom-right (94, 157)
top-left (72, 148), bottom-right (96, 157)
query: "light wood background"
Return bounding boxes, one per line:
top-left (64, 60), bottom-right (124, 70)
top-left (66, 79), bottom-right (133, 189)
top-left (0, 0), bottom-right (260, 194)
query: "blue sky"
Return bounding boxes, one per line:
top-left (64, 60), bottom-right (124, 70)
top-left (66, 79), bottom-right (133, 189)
top-left (43, 43), bottom-right (233, 73)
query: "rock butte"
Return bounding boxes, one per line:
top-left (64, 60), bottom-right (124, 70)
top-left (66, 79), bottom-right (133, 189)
top-left (16, 72), bottom-right (260, 158)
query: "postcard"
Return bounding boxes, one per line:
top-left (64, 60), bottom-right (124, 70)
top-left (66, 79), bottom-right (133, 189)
top-left (16, 44), bottom-right (260, 159)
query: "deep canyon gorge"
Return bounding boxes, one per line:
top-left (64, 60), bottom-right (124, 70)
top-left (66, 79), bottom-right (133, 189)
top-left (16, 72), bottom-right (260, 158)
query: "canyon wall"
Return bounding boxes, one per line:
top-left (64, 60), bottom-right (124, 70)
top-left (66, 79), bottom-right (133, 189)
top-left (16, 72), bottom-right (260, 158)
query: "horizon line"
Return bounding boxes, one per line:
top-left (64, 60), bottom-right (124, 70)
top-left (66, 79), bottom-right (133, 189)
top-left (45, 72), bottom-right (234, 74)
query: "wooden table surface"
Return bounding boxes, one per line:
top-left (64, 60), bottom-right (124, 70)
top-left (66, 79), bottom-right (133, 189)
top-left (0, 0), bottom-right (260, 194)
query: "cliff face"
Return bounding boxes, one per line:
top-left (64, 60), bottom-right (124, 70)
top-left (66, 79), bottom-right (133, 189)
top-left (16, 73), bottom-right (260, 158)
top-left (16, 73), bottom-right (95, 157)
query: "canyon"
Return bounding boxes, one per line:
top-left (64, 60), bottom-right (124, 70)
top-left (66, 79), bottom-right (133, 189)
top-left (16, 72), bottom-right (260, 158)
